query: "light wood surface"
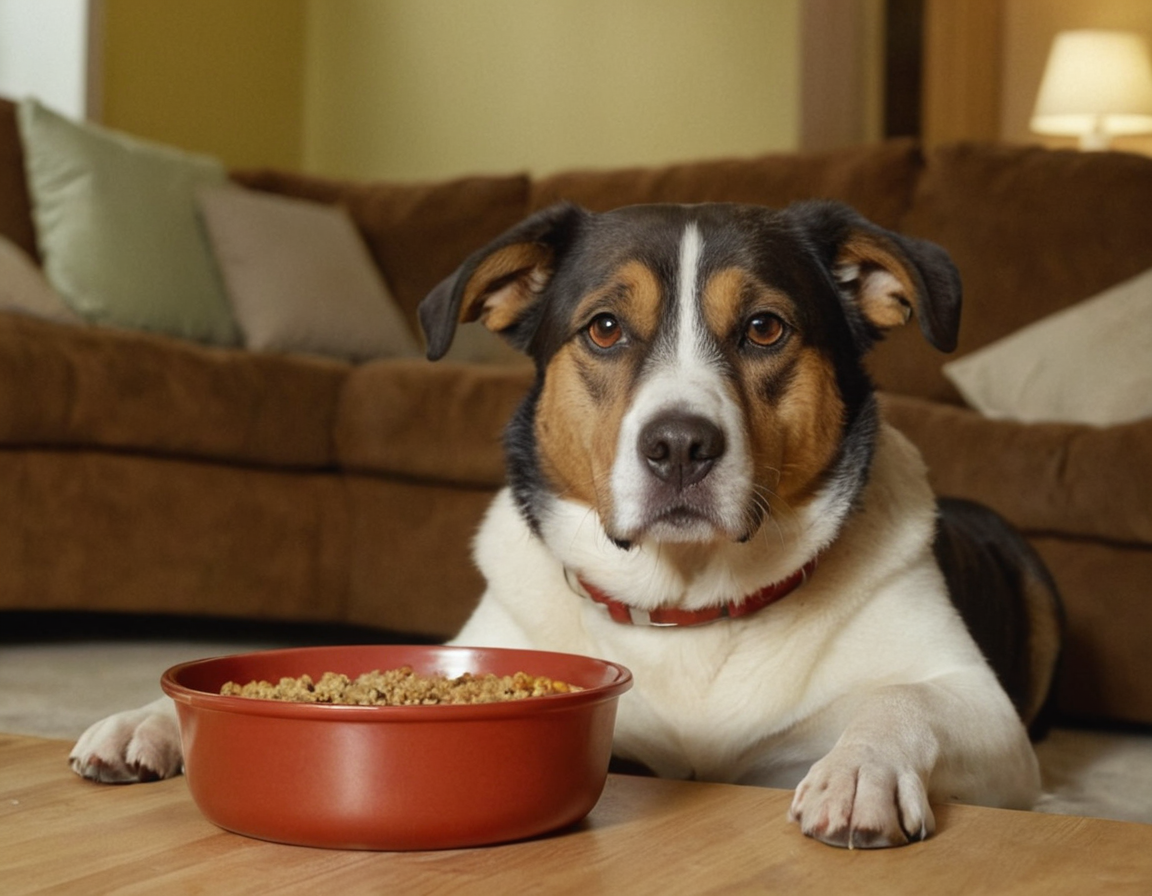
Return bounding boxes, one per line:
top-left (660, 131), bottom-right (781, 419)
top-left (2, 733), bottom-right (1150, 895)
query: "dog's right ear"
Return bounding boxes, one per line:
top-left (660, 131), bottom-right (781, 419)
top-left (418, 203), bottom-right (586, 361)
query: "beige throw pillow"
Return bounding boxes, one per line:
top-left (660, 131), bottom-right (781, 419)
top-left (199, 186), bottom-right (419, 362)
top-left (0, 235), bottom-right (84, 325)
top-left (943, 266), bottom-right (1152, 426)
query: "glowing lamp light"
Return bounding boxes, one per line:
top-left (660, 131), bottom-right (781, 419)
top-left (1031, 29), bottom-right (1152, 150)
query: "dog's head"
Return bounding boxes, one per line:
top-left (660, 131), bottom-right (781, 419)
top-left (420, 201), bottom-right (959, 558)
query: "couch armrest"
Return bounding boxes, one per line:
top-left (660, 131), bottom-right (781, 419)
top-left (336, 359), bottom-right (534, 487)
top-left (881, 392), bottom-right (1152, 545)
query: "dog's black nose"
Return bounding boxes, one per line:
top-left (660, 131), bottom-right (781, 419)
top-left (639, 412), bottom-right (725, 488)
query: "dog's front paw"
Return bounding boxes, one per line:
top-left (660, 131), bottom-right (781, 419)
top-left (788, 745), bottom-right (935, 848)
top-left (69, 699), bottom-right (182, 784)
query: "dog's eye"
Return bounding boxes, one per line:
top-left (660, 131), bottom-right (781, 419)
top-left (587, 313), bottom-right (624, 349)
top-left (745, 314), bottom-right (786, 348)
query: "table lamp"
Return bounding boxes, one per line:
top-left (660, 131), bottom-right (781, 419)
top-left (1031, 29), bottom-right (1152, 150)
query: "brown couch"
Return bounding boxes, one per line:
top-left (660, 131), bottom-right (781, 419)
top-left (2, 97), bottom-right (1150, 728)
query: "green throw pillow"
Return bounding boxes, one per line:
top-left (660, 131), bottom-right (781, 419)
top-left (17, 99), bottom-right (239, 345)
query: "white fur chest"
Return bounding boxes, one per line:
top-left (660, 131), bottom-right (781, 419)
top-left (455, 427), bottom-right (983, 786)
top-left (460, 518), bottom-right (828, 781)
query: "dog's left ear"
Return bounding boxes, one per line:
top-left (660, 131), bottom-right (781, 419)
top-left (418, 203), bottom-right (587, 361)
top-left (792, 200), bottom-right (962, 352)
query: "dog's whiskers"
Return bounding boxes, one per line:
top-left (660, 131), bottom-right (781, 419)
top-left (746, 484), bottom-right (796, 552)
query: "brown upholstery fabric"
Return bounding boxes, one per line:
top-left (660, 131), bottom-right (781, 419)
top-left (0, 449), bottom-right (351, 622)
top-left (882, 393), bottom-right (1152, 546)
top-left (0, 314), bottom-right (348, 468)
top-left (337, 360), bottom-right (533, 486)
top-left (0, 98), bottom-right (39, 260)
top-left (231, 169), bottom-right (531, 338)
top-left (530, 139), bottom-right (923, 230)
top-left (1033, 537), bottom-right (1152, 726)
top-left (345, 476), bottom-right (495, 639)
top-left (875, 142), bottom-right (1152, 401)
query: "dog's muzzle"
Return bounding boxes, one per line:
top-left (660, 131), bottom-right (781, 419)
top-left (608, 397), bottom-right (758, 545)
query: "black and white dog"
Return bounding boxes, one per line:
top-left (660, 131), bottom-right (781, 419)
top-left (73, 200), bottom-right (1061, 849)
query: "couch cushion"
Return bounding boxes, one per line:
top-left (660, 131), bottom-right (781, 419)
top-left (17, 99), bottom-right (240, 345)
top-left (943, 264), bottom-right (1152, 426)
top-left (0, 98), bottom-right (39, 261)
top-left (530, 139), bottom-right (923, 231)
top-left (884, 142), bottom-right (1152, 401)
top-left (198, 185), bottom-right (420, 362)
top-left (335, 359), bottom-right (533, 487)
top-left (231, 169), bottom-right (532, 343)
top-left (881, 392), bottom-right (1152, 546)
top-left (0, 314), bottom-right (347, 469)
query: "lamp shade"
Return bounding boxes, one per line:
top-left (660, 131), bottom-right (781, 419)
top-left (1031, 29), bottom-right (1152, 147)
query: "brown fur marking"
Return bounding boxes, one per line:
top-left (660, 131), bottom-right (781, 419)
top-left (572, 260), bottom-right (664, 344)
top-left (460, 243), bottom-right (552, 331)
top-left (700, 267), bottom-right (796, 344)
top-left (839, 233), bottom-right (918, 332)
top-left (747, 347), bottom-right (845, 512)
top-left (1020, 568), bottom-right (1063, 726)
top-left (702, 268), bottom-right (845, 515)
top-left (534, 261), bottom-right (664, 515)
top-left (535, 348), bottom-right (628, 515)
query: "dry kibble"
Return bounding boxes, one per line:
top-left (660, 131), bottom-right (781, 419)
top-left (220, 665), bottom-right (581, 705)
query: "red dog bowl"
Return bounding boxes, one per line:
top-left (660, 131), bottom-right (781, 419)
top-left (161, 644), bottom-right (631, 850)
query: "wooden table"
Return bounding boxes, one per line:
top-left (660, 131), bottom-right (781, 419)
top-left (2, 734), bottom-right (1150, 894)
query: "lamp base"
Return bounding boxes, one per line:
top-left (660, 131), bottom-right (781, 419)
top-left (1078, 127), bottom-right (1111, 151)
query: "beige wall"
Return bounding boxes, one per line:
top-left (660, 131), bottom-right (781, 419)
top-left (301, 0), bottom-right (801, 180)
top-left (1000, 0), bottom-right (1152, 155)
top-left (99, 0), bottom-right (307, 170)
top-left (91, 0), bottom-right (1152, 181)
top-left (96, 0), bottom-right (801, 181)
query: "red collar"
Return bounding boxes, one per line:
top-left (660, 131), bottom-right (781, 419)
top-left (573, 557), bottom-right (818, 627)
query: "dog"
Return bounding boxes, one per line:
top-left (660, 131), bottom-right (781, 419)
top-left (72, 199), bottom-right (1062, 849)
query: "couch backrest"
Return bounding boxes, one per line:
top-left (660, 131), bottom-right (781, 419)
top-left (529, 139), bottom-right (923, 232)
top-left (873, 142), bottom-right (1152, 402)
top-left (236, 142), bottom-right (924, 354)
top-left (7, 94), bottom-right (1152, 404)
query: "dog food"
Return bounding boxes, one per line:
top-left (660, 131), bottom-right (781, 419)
top-left (220, 666), bottom-right (582, 705)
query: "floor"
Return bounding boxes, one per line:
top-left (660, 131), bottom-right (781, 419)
top-left (2, 627), bottom-right (1151, 826)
